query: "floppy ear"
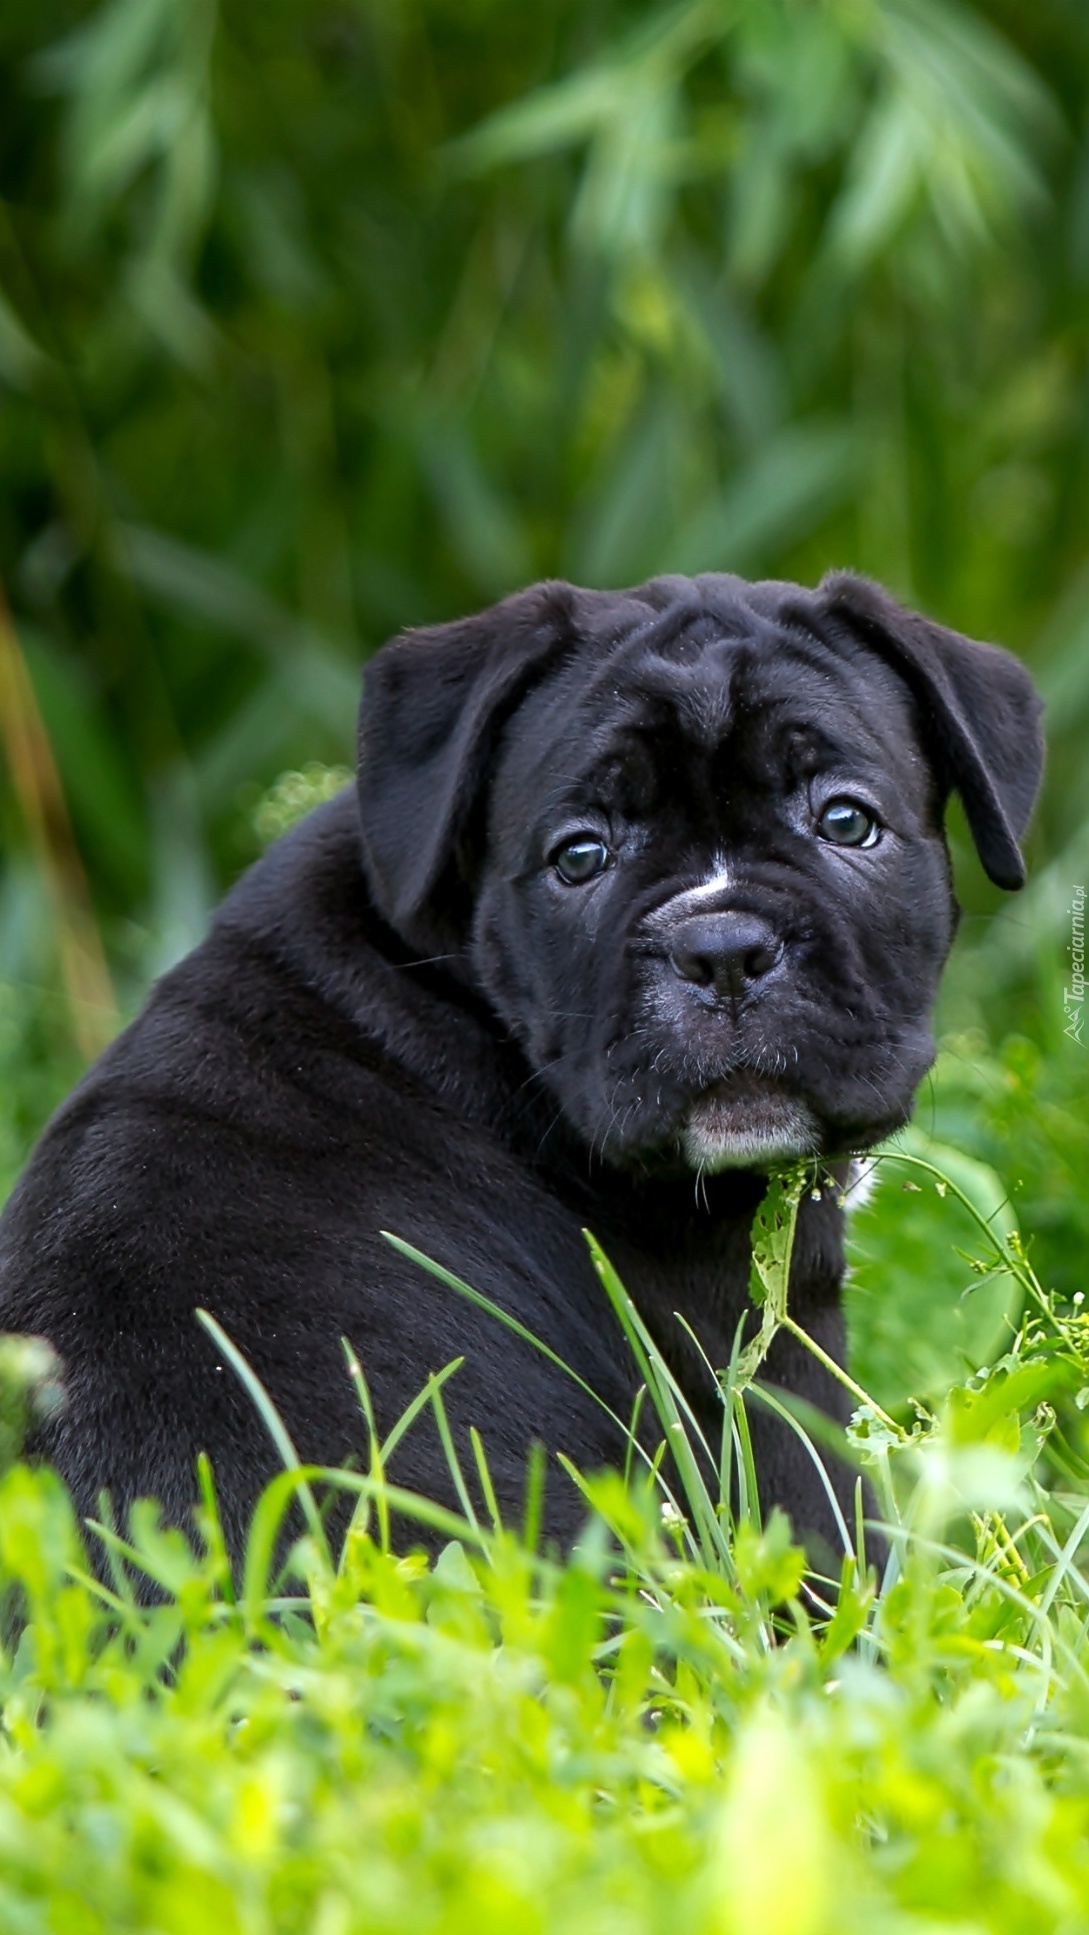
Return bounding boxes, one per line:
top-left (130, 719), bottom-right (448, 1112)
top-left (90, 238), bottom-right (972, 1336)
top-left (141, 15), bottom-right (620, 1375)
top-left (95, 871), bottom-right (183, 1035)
top-left (817, 572), bottom-right (1045, 890)
top-left (357, 582), bottom-right (579, 958)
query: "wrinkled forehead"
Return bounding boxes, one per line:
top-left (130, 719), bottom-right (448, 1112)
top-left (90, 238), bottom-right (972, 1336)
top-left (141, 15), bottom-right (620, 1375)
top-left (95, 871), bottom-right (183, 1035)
top-left (495, 590), bottom-right (928, 805)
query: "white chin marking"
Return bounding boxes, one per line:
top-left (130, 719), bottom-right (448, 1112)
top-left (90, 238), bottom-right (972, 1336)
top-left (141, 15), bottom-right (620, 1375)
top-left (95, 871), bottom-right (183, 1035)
top-left (682, 1091), bottom-right (820, 1172)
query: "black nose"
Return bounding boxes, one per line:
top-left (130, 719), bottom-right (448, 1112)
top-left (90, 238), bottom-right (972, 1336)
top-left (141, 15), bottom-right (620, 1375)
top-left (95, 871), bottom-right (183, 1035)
top-left (669, 911), bottom-right (783, 1001)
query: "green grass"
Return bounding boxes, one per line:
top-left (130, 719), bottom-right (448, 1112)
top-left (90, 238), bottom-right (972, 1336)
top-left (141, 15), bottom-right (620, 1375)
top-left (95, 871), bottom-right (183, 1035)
top-left (1, 1124), bottom-right (1089, 1933)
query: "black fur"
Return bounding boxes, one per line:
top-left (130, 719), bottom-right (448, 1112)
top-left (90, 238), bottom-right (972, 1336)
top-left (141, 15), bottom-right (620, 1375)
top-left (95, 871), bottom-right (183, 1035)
top-left (0, 572), bottom-right (1044, 1564)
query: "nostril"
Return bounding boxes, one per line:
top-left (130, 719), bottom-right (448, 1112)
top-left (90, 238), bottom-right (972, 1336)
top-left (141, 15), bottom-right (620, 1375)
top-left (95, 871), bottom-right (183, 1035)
top-left (742, 942), bottom-right (778, 981)
top-left (671, 944), bottom-right (716, 987)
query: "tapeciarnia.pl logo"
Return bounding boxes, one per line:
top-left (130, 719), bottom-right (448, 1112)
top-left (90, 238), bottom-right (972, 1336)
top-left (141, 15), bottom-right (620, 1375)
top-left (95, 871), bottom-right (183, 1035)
top-left (1066, 884), bottom-right (1086, 1044)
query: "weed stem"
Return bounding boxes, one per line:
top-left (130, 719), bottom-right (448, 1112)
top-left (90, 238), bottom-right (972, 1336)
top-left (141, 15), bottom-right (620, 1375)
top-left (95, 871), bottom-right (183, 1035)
top-left (780, 1313), bottom-right (905, 1439)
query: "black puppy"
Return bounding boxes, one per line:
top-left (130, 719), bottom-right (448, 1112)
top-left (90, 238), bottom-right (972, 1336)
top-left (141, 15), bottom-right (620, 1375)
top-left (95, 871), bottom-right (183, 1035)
top-left (0, 572), bottom-right (1043, 1564)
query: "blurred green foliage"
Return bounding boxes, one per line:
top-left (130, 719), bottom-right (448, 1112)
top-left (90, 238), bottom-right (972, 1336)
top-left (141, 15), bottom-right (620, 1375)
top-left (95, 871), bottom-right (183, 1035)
top-left (0, 0), bottom-right (1087, 1358)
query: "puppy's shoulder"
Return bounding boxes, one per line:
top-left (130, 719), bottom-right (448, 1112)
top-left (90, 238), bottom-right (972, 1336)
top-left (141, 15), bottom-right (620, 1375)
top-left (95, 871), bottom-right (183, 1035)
top-left (0, 789), bottom-right (519, 1328)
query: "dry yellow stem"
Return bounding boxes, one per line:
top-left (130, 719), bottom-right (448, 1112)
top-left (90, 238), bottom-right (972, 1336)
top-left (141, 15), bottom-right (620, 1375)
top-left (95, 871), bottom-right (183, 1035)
top-left (0, 581), bottom-right (117, 1060)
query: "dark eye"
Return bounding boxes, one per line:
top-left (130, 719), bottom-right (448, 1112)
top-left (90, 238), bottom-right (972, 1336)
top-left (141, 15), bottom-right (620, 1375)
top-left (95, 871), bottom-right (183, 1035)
top-left (817, 799), bottom-right (879, 848)
top-left (552, 837), bottom-right (611, 885)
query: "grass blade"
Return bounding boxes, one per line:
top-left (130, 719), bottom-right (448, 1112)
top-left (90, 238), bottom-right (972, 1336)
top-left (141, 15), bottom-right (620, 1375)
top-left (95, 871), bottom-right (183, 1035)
top-left (195, 1308), bottom-right (331, 1568)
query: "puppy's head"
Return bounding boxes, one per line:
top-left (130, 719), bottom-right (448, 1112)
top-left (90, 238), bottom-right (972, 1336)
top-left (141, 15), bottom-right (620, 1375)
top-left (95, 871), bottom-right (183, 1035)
top-left (358, 573), bottom-right (1043, 1173)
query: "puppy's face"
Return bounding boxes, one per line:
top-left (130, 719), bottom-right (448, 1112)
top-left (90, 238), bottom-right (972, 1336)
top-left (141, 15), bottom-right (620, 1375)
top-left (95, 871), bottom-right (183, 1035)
top-left (357, 571), bottom-right (1043, 1176)
top-left (470, 620), bottom-right (954, 1171)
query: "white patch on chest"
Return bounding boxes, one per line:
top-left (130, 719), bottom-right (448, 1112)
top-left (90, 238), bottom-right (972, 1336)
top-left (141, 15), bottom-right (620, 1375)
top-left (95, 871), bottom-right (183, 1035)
top-left (838, 1156), bottom-right (879, 1210)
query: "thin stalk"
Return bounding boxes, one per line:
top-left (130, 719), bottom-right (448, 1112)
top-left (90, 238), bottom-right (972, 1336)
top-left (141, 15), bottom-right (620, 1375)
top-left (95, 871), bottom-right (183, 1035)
top-left (779, 1312), bottom-right (905, 1438)
top-left (0, 579), bottom-right (116, 1058)
top-left (875, 1150), bottom-right (1050, 1322)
